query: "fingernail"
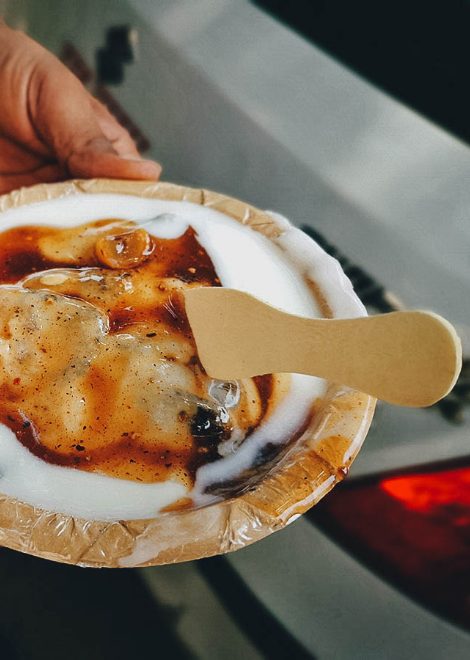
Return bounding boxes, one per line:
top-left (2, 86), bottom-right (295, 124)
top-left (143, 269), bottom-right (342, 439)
top-left (127, 159), bottom-right (162, 177)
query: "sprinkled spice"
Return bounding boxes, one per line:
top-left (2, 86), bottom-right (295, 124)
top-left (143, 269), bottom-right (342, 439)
top-left (0, 220), bottom-right (275, 489)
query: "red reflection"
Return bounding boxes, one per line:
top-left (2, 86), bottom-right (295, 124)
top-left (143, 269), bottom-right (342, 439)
top-left (381, 467), bottom-right (470, 525)
top-left (310, 462), bottom-right (470, 630)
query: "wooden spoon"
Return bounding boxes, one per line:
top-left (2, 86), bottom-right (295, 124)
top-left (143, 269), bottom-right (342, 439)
top-left (184, 287), bottom-right (462, 407)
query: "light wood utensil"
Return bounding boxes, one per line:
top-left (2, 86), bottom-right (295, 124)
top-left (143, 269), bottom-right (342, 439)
top-left (184, 288), bottom-right (462, 407)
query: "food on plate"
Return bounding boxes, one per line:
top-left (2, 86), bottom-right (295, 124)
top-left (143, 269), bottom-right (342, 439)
top-left (0, 181), bottom-right (373, 567)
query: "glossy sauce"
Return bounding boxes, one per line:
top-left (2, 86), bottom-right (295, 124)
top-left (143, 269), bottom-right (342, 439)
top-left (0, 220), bottom-right (274, 490)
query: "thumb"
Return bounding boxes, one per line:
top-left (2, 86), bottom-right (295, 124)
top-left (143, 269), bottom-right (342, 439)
top-left (31, 54), bottom-right (161, 180)
top-left (65, 135), bottom-right (162, 181)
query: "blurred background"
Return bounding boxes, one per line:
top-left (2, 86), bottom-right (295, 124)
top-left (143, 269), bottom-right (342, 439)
top-left (0, 1), bottom-right (469, 658)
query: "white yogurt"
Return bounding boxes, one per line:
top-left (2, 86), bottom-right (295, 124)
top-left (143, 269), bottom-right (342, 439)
top-left (0, 194), bottom-right (364, 520)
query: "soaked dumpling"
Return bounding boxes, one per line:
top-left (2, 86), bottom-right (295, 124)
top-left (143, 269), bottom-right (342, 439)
top-left (0, 196), bottom-right (324, 520)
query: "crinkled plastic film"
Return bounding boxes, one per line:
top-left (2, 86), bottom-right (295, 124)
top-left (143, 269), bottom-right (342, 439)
top-left (0, 179), bottom-right (375, 567)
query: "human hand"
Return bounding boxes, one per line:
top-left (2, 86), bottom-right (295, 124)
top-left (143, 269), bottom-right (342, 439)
top-left (0, 22), bottom-right (161, 195)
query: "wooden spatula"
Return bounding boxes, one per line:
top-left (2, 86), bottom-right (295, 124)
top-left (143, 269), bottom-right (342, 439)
top-left (184, 287), bottom-right (462, 407)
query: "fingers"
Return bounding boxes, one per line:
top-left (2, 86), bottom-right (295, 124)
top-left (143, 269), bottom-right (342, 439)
top-left (0, 135), bottom-right (47, 174)
top-left (0, 163), bottom-right (66, 195)
top-left (0, 25), bottom-right (55, 159)
top-left (0, 23), bottom-right (162, 191)
top-left (89, 97), bottom-right (141, 159)
top-left (29, 48), bottom-right (161, 181)
top-left (78, 98), bottom-right (162, 179)
top-left (66, 137), bottom-right (162, 180)
top-left (0, 134), bottom-right (65, 195)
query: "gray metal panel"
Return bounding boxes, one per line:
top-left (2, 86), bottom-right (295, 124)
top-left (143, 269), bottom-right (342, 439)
top-left (227, 517), bottom-right (470, 659)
